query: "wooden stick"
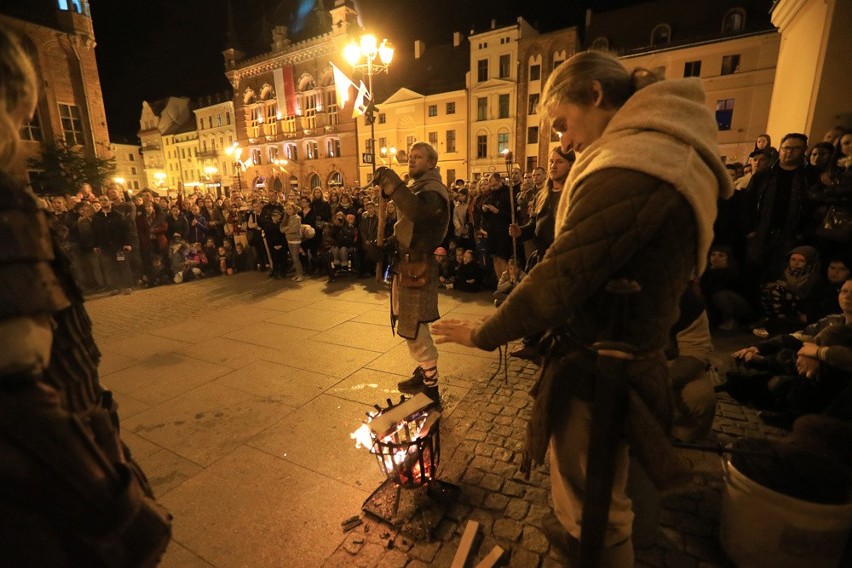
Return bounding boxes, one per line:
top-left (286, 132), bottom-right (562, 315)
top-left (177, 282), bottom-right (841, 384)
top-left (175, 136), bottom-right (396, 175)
top-left (474, 545), bottom-right (505, 568)
top-left (451, 520), bottom-right (479, 568)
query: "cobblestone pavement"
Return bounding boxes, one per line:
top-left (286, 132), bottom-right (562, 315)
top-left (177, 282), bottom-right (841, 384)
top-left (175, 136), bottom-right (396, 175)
top-left (82, 275), bottom-right (824, 567)
top-left (325, 338), bottom-right (794, 568)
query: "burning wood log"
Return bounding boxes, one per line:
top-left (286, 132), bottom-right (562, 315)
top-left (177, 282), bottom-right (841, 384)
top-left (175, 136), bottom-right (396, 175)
top-left (366, 392), bottom-right (435, 439)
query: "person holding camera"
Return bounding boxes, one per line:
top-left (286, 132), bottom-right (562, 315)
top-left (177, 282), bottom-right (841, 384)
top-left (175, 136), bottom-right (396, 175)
top-left (371, 142), bottom-right (450, 402)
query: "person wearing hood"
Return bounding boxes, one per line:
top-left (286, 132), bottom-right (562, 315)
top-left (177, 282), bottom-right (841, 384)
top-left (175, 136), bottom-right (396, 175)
top-left (431, 50), bottom-right (732, 566)
top-left (756, 245), bottom-right (823, 336)
top-left (370, 142), bottom-right (450, 403)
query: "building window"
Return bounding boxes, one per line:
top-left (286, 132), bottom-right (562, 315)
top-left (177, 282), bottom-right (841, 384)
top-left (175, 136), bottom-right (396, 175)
top-left (406, 136), bottom-right (416, 150)
top-left (591, 37), bottom-right (609, 51)
top-left (446, 130), bottom-right (456, 153)
top-left (447, 169), bottom-right (456, 185)
top-left (131, 166), bottom-right (137, 175)
top-left (528, 94), bottom-right (539, 115)
top-left (378, 113), bottom-right (386, 124)
top-left (378, 137), bottom-right (387, 150)
top-left (477, 97), bottom-right (487, 121)
top-left (715, 99), bottom-right (735, 130)
top-left (268, 146), bottom-right (279, 162)
top-left (208, 116), bottom-right (213, 129)
top-left (527, 127), bottom-right (539, 144)
top-left (721, 54), bottom-right (740, 75)
top-left (553, 57), bottom-right (564, 70)
top-left (446, 102), bottom-right (455, 114)
top-left (217, 113), bottom-right (222, 127)
top-left (365, 139), bottom-right (374, 154)
top-left (498, 94), bottom-right (510, 119)
top-left (477, 134), bottom-right (487, 159)
top-left (526, 156), bottom-right (537, 172)
top-left (499, 54), bottom-right (511, 78)
top-left (226, 112), bottom-right (231, 125)
top-left (650, 23), bottom-right (671, 46)
top-left (722, 8), bottom-right (746, 34)
top-left (683, 60), bottom-right (702, 77)
top-left (477, 59), bottom-right (488, 82)
top-left (530, 64), bottom-right (541, 81)
top-left (306, 141), bottom-right (319, 160)
top-left (428, 104), bottom-right (438, 117)
top-left (497, 132), bottom-right (509, 155)
top-left (428, 131), bottom-right (438, 146)
top-left (59, 103), bottom-right (84, 146)
top-left (285, 143), bottom-right (297, 161)
top-left (20, 109), bottom-right (43, 141)
top-left (327, 138), bottom-right (341, 157)
top-left (251, 148), bottom-right (262, 165)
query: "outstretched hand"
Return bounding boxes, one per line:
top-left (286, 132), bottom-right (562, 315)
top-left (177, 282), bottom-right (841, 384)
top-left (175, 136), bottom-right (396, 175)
top-left (432, 319), bottom-right (477, 348)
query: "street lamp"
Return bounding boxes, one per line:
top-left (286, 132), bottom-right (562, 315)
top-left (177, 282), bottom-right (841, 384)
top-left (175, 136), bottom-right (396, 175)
top-left (343, 33), bottom-right (394, 183)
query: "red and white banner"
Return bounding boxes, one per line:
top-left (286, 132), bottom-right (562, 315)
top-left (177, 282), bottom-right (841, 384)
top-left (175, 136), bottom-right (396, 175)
top-left (273, 65), bottom-right (298, 117)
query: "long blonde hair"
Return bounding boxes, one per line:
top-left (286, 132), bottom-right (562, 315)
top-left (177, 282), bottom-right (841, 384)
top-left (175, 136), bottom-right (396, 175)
top-left (0, 28), bottom-right (38, 173)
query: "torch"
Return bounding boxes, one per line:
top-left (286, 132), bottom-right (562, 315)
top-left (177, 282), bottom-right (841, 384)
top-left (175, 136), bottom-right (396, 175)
top-left (502, 149), bottom-right (517, 263)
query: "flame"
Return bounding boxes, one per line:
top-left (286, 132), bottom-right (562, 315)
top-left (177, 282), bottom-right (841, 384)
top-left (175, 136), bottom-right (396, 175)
top-left (351, 423), bottom-right (374, 449)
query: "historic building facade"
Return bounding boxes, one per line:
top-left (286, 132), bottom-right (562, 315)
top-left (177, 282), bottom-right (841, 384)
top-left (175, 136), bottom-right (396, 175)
top-left (3, 0), bottom-right (112, 190)
top-left (138, 97), bottom-right (193, 192)
top-left (109, 142), bottom-right (145, 192)
top-left (223, 0), bottom-right (362, 193)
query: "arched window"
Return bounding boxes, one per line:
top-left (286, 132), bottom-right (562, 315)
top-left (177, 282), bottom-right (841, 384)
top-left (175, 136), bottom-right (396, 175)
top-left (308, 173), bottom-right (322, 190)
top-left (590, 36), bottom-right (609, 51)
top-left (650, 24), bottom-right (671, 46)
top-left (327, 171), bottom-right (343, 187)
top-left (722, 8), bottom-right (746, 34)
top-left (298, 74), bottom-right (316, 92)
top-left (259, 83), bottom-right (274, 100)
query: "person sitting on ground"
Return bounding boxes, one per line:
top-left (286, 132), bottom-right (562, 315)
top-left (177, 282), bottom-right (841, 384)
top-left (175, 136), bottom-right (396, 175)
top-left (699, 244), bottom-right (752, 330)
top-left (217, 245), bottom-right (234, 276)
top-left (146, 255), bottom-right (170, 287)
top-left (493, 257), bottom-right (526, 307)
top-left (435, 247), bottom-right (454, 289)
top-left (756, 245), bottom-right (822, 336)
top-left (329, 211), bottom-right (356, 272)
top-left (724, 279), bottom-right (852, 426)
top-left (453, 249), bottom-right (482, 292)
top-left (233, 242), bottom-right (252, 273)
top-left (201, 237), bottom-right (218, 277)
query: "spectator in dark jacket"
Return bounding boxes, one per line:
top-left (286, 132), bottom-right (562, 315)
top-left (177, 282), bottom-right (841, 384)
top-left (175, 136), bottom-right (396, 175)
top-left (91, 195), bottom-right (133, 294)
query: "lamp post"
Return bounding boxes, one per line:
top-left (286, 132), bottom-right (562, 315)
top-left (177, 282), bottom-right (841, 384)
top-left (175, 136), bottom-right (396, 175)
top-left (344, 35), bottom-right (394, 182)
top-left (344, 34), bottom-right (394, 250)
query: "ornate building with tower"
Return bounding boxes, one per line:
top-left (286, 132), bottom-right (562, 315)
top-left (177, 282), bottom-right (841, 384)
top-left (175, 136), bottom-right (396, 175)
top-left (223, 0), bottom-right (364, 193)
top-left (2, 0), bottom-right (112, 190)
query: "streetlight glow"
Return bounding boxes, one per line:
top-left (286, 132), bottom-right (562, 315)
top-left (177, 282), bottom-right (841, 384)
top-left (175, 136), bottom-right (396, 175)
top-left (344, 42), bottom-right (361, 66)
top-left (378, 40), bottom-right (394, 65)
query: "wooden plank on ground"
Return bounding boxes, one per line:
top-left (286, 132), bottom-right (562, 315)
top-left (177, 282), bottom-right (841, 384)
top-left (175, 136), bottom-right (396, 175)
top-left (474, 545), bottom-right (505, 568)
top-left (450, 520), bottom-right (480, 568)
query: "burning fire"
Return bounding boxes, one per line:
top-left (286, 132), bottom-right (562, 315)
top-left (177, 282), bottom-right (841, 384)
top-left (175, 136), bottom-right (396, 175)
top-left (351, 423), bottom-right (374, 449)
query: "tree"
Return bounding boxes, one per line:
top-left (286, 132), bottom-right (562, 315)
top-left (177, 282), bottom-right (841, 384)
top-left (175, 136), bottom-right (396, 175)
top-left (27, 139), bottom-right (116, 195)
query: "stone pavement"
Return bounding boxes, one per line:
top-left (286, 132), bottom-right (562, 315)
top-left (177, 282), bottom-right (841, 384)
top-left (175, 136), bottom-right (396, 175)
top-left (85, 272), bottom-right (785, 567)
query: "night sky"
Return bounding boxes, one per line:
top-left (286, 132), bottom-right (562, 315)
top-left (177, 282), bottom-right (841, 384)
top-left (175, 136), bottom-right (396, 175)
top-left (91, 0), bottom-right (636, 141)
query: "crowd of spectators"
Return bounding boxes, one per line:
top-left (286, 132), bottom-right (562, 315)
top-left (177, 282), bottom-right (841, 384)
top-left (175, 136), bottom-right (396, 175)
top-left (38, 126), bottom-right (851, 429)
top-left (710, 127), bottom-right (852, 427)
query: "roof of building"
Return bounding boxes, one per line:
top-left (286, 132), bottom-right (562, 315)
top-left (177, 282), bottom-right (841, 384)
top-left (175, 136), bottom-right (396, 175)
top-left (583, 0), bottom-right (776, 54)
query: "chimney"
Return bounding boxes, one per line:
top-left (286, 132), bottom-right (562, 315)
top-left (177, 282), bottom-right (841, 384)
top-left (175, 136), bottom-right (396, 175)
top-left (453, 31), bottom-right (463, 47)
top-left (491, 19), bottom-right (497, 30)
top-left (414, 39), bottom-right (425, 59)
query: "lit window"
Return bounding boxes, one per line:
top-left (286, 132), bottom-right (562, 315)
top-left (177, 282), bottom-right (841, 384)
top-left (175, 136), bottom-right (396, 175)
top-left (722, 9), bottom-right (746, 34)
top-left (528, 94), bottom-right (539, 115)
top-left (446, 130), bottom-right (456, 153)
top-left (428, 132), bottom-right (438, 146)
top-left (446, 102), bottom-right (455, 114)
top-left (428, 105), bottom-right (437, 117)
